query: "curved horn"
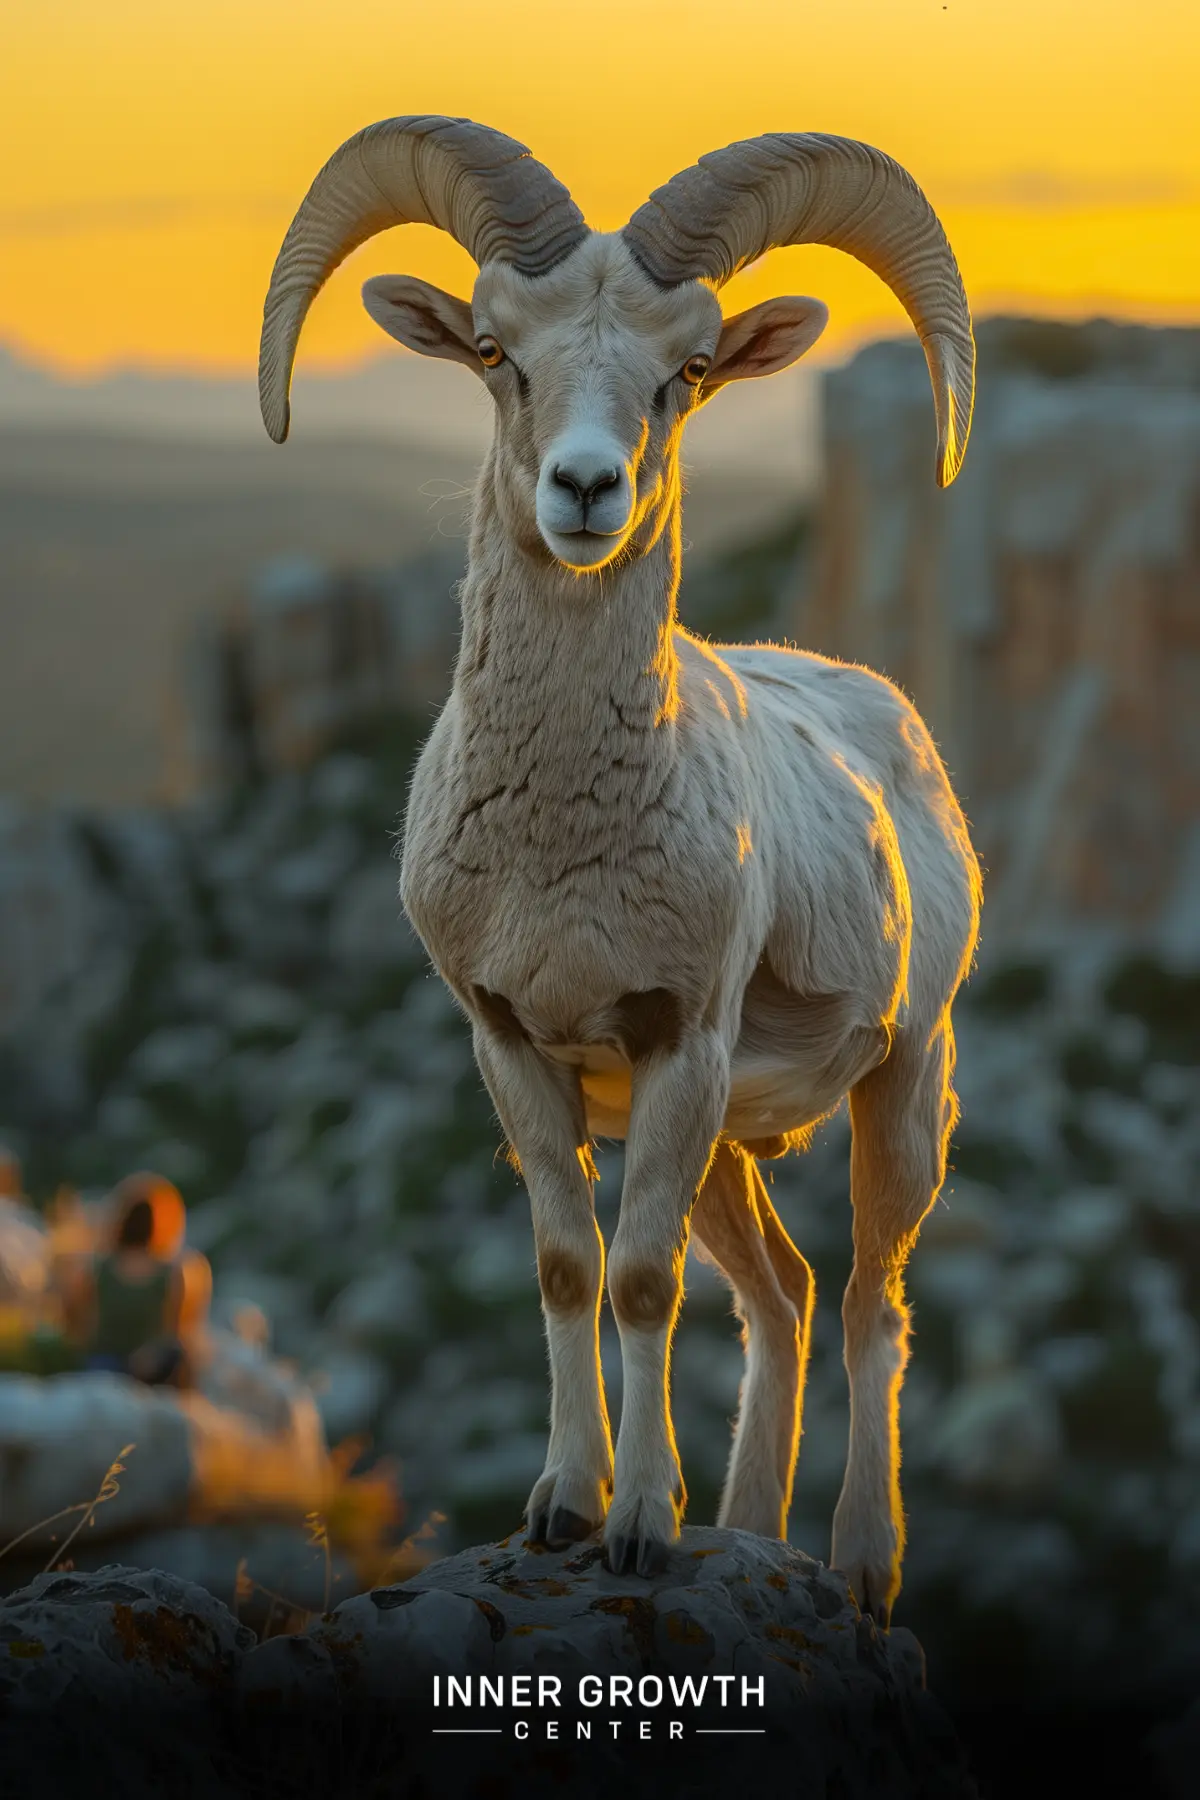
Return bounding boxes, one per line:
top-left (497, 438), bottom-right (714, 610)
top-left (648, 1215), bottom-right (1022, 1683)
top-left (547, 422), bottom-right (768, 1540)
top-left (259, 115), bottom-right (587, 443)
top-left (623, 134), bottom-right (974, 486)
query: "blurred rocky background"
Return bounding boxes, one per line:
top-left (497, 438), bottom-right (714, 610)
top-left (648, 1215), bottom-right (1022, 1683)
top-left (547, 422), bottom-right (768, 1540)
top-left (0, 319), bottom-right (1197, 1775)
top-left (801, 317), bottom-right (1200, 950)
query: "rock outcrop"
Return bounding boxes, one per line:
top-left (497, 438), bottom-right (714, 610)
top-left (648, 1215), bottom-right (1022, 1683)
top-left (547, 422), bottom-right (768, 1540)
top-left (0, 1565), bottom-right (253, 1798)
top-left (0, 1532), bottom-right (977, 1800)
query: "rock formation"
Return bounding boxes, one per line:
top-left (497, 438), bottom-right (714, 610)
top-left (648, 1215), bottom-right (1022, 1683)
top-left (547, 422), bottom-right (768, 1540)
top-left (0, 1532), bottom-right (978, 1800)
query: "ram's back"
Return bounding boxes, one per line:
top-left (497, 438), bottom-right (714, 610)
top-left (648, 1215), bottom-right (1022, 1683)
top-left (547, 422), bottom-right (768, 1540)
top-left (692, 635), bottom-right (982, 1033)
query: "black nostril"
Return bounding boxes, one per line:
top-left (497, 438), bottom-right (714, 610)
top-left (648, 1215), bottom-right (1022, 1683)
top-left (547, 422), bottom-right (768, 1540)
top-left (585, 468), bottom-right (620, 503)
top-left (552, 465), bottom-right (584, 501)
top-left (551, 465), bottom-right (621, 508)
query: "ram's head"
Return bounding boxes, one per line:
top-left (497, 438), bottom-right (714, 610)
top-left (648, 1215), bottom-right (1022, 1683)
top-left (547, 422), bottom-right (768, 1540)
top-left (260, 117), bottom-right (974, 574)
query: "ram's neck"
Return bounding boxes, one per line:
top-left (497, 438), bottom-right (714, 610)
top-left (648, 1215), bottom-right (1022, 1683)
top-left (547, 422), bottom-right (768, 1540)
top-left (450, 452), bottom-right (683, 803)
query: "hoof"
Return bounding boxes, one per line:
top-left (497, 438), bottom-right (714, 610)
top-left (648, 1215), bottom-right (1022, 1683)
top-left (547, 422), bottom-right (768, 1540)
top-left (603, 1531), bottom-right (671, 1579)
top-left (545, 1507), bottom-right (600, 1549)
top-left (839, 1559), bottom-right (896, 1630)
top-left (525, 1465), bottom-right (612, 1551)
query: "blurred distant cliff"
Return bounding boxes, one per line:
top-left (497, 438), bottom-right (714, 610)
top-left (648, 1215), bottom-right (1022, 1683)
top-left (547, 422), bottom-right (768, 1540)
top-left (167, 548), bottom-right (465, 797)
top-left (797, 318), bottom-right (1200, 952)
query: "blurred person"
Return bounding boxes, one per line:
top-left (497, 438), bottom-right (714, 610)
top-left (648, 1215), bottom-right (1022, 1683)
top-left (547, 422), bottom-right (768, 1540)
top-left (136, 1172), bottom-right (213, 1347)
top-left (75, 1171), bottom-right (211, 1385)
top-left (79, 1191), bottom-right (187, 1384)
top-left (101, 1171), bottom-right (213, 1355)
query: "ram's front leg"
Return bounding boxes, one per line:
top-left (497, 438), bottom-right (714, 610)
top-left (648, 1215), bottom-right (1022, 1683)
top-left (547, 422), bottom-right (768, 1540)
top-left (474, 1027), bottom-right (614, 1547)
top-left (606, 1027), bottom-right (730, 1576)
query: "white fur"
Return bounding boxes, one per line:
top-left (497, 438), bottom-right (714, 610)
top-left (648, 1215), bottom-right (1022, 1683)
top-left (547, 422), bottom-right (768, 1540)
top-left (380, 233), bottom-right (982, 1618)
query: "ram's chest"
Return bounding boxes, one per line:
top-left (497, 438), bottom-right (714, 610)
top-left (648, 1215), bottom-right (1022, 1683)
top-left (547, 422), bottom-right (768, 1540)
top-left (401, 749), bottom-right (738, 1042)
top-left (405, 823), bottom-right (709, 1024)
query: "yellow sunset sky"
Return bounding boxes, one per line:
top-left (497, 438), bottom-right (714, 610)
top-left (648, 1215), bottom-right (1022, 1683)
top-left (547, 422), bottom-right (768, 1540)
top-left (2, 0), bottom-right (1197, 377)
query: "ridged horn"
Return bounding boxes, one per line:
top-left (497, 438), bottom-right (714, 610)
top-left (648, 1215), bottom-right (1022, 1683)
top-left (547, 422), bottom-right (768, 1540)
top-left (259, 115), bottom-right (588, 443)
top-left (623, 134), bottom-right (974, 486)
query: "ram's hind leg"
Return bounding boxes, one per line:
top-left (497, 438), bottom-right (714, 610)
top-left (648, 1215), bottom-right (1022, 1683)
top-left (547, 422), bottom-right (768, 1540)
top-left (692, 1141), bottom-right (814, 1539)
top-left (832, 1022), bottom-right (957, 1626)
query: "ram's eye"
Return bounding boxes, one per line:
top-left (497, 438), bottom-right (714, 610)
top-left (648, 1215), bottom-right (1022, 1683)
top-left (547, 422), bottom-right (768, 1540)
top-left (681, 355), bottom-right (710, 386)
top-left (477, 336), bottom-right (505, 368)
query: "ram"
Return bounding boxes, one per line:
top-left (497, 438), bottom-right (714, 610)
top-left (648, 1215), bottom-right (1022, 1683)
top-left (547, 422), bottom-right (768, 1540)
top-left (259, 117), bottom-right (981, 1624)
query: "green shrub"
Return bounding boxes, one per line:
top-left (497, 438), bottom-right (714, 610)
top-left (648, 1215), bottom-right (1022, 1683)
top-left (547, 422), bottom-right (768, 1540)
top-left (972, 961), bottom-right (1051, 1017)
top-left (1104, 955), bottom-right (1200, 1063)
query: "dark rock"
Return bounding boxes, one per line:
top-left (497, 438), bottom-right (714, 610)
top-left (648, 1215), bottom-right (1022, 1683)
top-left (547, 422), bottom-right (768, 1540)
top-left (1152, 1698), bottom-right (1200, 1800)
top-left (253, 1527), bottom-right (976, 1799)
top-left (0, 1563), bottom-right (252, 1798)
top-left (0, 1535), bottom-right (978, 1799)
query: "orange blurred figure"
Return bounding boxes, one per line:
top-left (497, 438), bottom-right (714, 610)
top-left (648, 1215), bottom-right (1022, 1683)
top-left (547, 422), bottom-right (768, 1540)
top-left (70, 1171), bottom-right (213, 1384)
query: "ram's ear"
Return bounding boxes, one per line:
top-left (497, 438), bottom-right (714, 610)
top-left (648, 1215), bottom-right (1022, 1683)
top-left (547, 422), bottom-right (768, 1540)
top-left (705, 296), bottom-right (829, 391)
top-left (362, 275), bottom-right (481, 376)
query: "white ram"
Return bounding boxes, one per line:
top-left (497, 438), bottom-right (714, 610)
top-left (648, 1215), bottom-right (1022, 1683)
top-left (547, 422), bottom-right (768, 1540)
top-left (259, 117), bottom-right (982, 1624)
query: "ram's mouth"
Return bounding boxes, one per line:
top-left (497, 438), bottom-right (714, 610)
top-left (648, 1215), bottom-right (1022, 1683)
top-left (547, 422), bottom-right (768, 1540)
top-left (539, 523), bottom-right (630, 572)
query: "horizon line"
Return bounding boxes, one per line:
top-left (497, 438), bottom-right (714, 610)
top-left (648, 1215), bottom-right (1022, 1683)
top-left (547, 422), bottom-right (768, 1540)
top-left (4, 298), bottom-right (1199, 390)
